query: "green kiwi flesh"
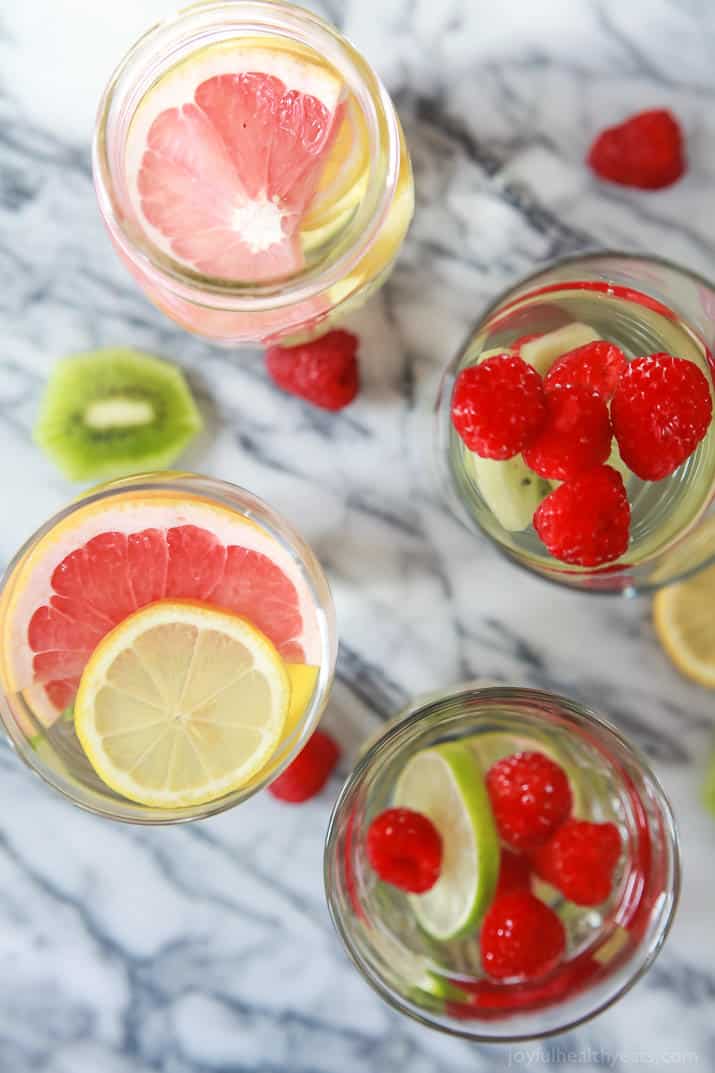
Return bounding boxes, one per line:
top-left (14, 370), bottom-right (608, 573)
top-left (34, 347), bottom-right (202, 481)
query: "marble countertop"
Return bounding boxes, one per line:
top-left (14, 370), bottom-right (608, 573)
top-left (1, 1), bottom-right (714, 1070)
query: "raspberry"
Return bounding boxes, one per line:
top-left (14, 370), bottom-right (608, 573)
top-left (544, 341), bottom-right (627, 401)
top-left (486, 751), bottom-right (573, 850)
top-left (480, 891), bottom-right (566, 981)
top-left (496, 849), bottom-right (532, 896)
top-left (533, 465), bottom-right (630, 566)
top-left (265, 330), bottom-right (359, 411)
top-left (530, 819), bottom-right (622, 906)
top-left (611, 354), bottom-right (712, 480)
top-left (366, 807), bottom-right (443, 893)
top-left (587, 109), bottom-right (685, 190)
top-left (451, 354), bottom-right (546, 460)
top-left (268, 729), bottom-right (340, 803)
top-left (523, 385), bottom-right (612, 481)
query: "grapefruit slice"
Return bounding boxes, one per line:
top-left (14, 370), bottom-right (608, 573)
top-left (126, 45), bottom-right (345, 281)
top-left (1, 493), bottom-right (321, 728)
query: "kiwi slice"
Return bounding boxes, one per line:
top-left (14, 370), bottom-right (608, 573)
top-left (34, 348), bottom-right (202, 481)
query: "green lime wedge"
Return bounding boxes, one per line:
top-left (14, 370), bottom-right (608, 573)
top-left (394, 741), bottom-right (499, 941)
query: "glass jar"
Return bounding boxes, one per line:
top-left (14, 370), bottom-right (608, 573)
top-left (325, 685), bottom-right (679, 1041)
top-left (0, 473), bottom-right (336, 823)
top-left (93, 0), bottom-right (413, 345)
top-left (434, 253), bottom-right (715, 594)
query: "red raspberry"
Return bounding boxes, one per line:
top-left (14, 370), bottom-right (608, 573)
top-left (265, 330), bottom-right (359, 411)
top-left (366, 807), bottom-right (443, 893)
top-left (496, 849), bottom-right (532, 896)
top-left (523, 385), bottom-right (612, 481)
top-left (587, 109), bottom-right (685, 190)
top-left (480, 891), bottom-right (566, 981)
top-left (451, 354), bottom-right (546, 459)
top-left (544, 341), bottom-right (627, 401)
top-left (611, 354), bottom-right (712, 480)
top-left (533, 465), bottom-right (630, 566)
top-left (531, 819), bottom-right (622, 906)
top-left (486, 751), bottom-right (573, 850)
top-left (268, 729), bottom-right (340, 803)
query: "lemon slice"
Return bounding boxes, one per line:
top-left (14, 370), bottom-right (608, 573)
top-left (75, 600), bottom-right (290, 807)
top-left (394, 742), bottom-right (499, 941)
top-left (653, 550), bottom-right (715, 689)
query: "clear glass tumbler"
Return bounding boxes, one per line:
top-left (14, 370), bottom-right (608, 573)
top-left (434, 253), bottom-right (715, 594)
top-left (324, 685), bottom-right (679, 1041)
top-left (0, 473), bottom-right (336, 823)
top-left (93, 0), bottom-right (413, 345)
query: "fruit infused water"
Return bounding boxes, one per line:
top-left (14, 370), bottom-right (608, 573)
top-left (0, 475), bottom-right (335, 822)
top-left (325, 686), bottom-right (679, 1041)
top-left (94, 1), bottom-right (413, 344)
top-left (437, 255), bottom-right (715, 593)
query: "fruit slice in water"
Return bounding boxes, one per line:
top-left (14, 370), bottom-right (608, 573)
top-left (394, 742), bottom-right (499, 941)
top-left (467, 452), bottom-right (552, 532)
top-left (520, 324), bottom-right (601, 377)
top-left (326, 122), bottom-right (414, 313)
top-left (126, 45), bottom-right (344, 281)
top-left (300, 95), bottom-right (369, 252)
top-left (2, 494), bottom-right (321, 727)
top-left (75, 600), bottom-right (289, 807)
top-left (34, 348), bottom-right (202, 482)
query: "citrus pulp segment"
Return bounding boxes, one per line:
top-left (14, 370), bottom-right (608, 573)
top-left (74, 601), bottom-right (289, 807)
top-left (394, 742), bottom-right (499, 941)
top-left (2, 493), bottom-right (322, 727)
top-left (125, 43), bottom-right (346, 281)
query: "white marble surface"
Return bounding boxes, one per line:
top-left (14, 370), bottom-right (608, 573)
top-left (0, 1), bottom-right (714, 1070)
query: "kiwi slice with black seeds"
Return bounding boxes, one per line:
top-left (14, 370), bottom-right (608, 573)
top-left (34, 347), bottom-right (202, 481)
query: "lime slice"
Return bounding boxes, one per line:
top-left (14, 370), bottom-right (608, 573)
top-left (394, 742), bottom-right (499, 941)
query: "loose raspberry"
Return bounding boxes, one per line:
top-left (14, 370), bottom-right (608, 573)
top-left (533, 465), bottom-right (630, 566)
top-left (268, 729), bottom-right (340, 803)
top-left (366, 807), bottom-right (443, 893)
top-left (496, 849), bottom-right (532, 896)
top-left (544, 341), bottom-right (627, 401)
top-left (530, 819), bottom-right (622, 906)
top-left (587, 109), bottom-right (685, 190)
top-left (265, 330), bottom-right (359, 411)
top-left (480, 891), bottom-right (566, 981)
top-left (611, 354), bottom-right (712, 480)
top-left (451, 354), bottom-right (546, 459)
top-left (523, 385), bottom-right (612, 481)
top-left (486, 751), bottom-right (573, 850)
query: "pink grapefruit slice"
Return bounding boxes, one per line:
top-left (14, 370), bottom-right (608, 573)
top-left (1, 494), bottom-right (321, 727)
top-left (125, 45), bottom-right (344, 282)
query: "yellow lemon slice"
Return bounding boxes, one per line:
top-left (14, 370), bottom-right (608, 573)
top-left (653, 546), bottom-right (715, 689)
top-left (75, 600), bottom-right (290, 807)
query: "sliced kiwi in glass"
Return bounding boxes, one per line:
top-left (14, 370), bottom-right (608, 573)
top-left (34, 347), bottom-right (202, 481)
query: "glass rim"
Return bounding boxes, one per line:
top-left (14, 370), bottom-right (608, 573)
top-left (92, 0), bottom-right (402, 312)
top-left (0, 472), bottom-right (337, 825)
top-left (324, 684), bottom-right (681, 1042)
top-left (436, 248), bottom-right (715, 596)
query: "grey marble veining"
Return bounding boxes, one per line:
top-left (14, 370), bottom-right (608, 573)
top-left (0, 1), bottom-right (714, 1070)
